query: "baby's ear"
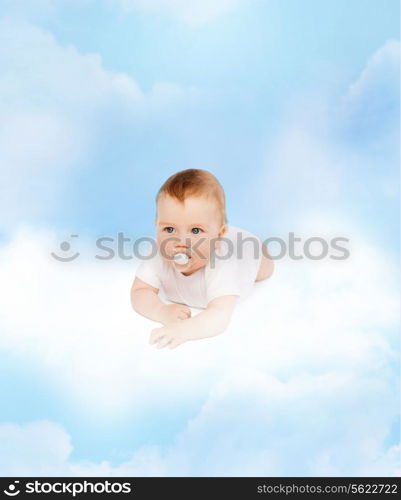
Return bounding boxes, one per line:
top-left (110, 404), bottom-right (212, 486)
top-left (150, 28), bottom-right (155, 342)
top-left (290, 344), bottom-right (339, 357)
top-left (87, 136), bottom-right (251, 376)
top-left (218, 224), bottom-right (227, 238)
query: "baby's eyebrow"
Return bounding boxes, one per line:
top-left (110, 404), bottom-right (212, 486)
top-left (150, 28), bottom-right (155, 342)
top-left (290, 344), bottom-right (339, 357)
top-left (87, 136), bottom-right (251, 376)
top-left (158, 221), bottom-right (209, 228)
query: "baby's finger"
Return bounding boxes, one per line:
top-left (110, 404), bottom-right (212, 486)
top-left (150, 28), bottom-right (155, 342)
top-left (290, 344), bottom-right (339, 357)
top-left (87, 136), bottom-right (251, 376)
top-left (156, 334), bottom-right (172, 349)
top-left (149, 328), bottom-right (165, 345)
top-left (168, 339), bottom-right (180, 349)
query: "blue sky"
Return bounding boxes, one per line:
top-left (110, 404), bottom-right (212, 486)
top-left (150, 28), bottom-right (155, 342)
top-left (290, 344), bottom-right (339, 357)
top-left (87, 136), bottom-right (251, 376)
top-left (0, 0), bottom-right (399, 238)
top-left (0, 0), bottom-right (399, 476)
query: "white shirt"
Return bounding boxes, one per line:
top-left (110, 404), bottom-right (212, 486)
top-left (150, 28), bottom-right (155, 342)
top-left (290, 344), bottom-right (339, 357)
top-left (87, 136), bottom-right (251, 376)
top-left (135, 226), bottom-right (262, 309)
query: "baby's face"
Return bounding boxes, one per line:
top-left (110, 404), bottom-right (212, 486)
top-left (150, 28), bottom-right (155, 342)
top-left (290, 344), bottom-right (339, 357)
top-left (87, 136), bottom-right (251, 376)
top-left (156, 194), bottom-right (225, 275)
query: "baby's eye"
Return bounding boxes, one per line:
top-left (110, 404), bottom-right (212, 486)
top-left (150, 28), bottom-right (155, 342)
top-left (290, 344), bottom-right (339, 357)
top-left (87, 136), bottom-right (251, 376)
top-left (191, 227), bottom-right (203, 235)
top-left (163, 227), bottom-right (175, 233)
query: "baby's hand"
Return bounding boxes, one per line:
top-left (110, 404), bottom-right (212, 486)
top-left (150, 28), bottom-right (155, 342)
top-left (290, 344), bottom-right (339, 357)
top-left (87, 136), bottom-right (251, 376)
top-left (149, 324), bottom-right (188, 350)
top-left (158, 303), bottom-right (191, 325)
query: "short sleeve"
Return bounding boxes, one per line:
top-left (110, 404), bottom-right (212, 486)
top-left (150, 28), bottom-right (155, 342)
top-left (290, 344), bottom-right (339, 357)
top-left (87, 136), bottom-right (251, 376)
top-left (135, 254), bottom-right (162, 289)
top-left (205, 257), bottom-right (241, 304)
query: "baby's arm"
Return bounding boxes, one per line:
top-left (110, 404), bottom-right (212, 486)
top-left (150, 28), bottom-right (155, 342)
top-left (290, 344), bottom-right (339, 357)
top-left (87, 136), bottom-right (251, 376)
top-left (131, 277), bottom-right (191, 325)
top-left (149, 295), bottom-right (238, 349)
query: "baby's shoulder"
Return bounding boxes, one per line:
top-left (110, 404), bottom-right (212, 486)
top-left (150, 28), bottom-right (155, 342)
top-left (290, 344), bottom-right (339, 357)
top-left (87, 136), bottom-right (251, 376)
top-left (217, 225), bottom-right (262, 267)
top-left (220, 225), bottom-right (259, 253)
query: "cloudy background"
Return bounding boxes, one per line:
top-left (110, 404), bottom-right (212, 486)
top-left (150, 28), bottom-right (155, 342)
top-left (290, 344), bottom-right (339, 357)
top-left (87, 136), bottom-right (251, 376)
top-left (0, 0), bottom-right (399, 476)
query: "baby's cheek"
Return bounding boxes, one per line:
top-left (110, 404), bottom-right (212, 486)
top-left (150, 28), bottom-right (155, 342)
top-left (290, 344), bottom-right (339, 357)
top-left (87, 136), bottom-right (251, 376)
top-left (193, 240), bottom-right (211, 261)
top-left (158, 238), bottom-right (173, 258)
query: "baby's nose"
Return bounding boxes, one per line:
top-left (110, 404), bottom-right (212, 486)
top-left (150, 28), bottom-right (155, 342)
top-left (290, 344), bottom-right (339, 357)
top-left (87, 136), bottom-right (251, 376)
top-left (174, 241), bottom-right (189, 249)
top-left (174, 233), bottom-right (190, 247)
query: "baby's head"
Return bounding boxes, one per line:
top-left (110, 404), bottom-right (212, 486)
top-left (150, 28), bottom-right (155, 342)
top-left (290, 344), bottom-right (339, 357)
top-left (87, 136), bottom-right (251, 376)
top-left (155, 169), bottom-right (227, 275)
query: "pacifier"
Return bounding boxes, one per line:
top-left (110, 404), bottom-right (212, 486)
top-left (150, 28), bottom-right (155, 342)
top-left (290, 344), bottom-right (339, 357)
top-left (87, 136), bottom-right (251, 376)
top-left (173, 253), bottom-right (190, 265)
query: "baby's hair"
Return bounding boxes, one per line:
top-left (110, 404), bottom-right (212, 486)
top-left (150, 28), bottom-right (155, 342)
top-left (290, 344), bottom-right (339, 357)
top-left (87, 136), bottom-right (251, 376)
top-left (156, 169), bottom-right (227, 225)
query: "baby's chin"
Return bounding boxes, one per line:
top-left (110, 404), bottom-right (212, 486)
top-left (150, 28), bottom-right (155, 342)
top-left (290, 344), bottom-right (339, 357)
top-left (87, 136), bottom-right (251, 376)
top-left (169, 257), bottom-right (208, 275)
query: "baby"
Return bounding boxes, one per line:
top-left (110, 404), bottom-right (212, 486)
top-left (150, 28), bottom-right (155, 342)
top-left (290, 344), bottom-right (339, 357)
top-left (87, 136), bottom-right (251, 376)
top-left (131, 169), bottom-right (274, 349)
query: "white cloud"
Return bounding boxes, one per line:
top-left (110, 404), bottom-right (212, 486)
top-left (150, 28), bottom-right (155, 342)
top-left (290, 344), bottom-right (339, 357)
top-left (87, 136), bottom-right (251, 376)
top-left (250, 112), bottom-right (348, 233)
top-left (108, 0), bottom-right (253, 26)
top-left (261, 120), bottom-right (342, 223)
top-left (249, 39), bottom-right (400, 231)
top-left (0, 420), bottom-right (167, 476)
top-left (344, 40), bottom-right (400, 111)
top-left (0, 18), bottom-right (200, 228)
top-left (0, 367), bottom-right (399, 476)
top-left (339, 39), bottom-right (400, 148)
top-left (163, 370), bottom-right (399, 476)
top-left (0, 421), bottom-right (73, 476)
top-left (0, 18), bottom-right (142, 109)
top-left (0, 220), bottom-right (399, 475)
